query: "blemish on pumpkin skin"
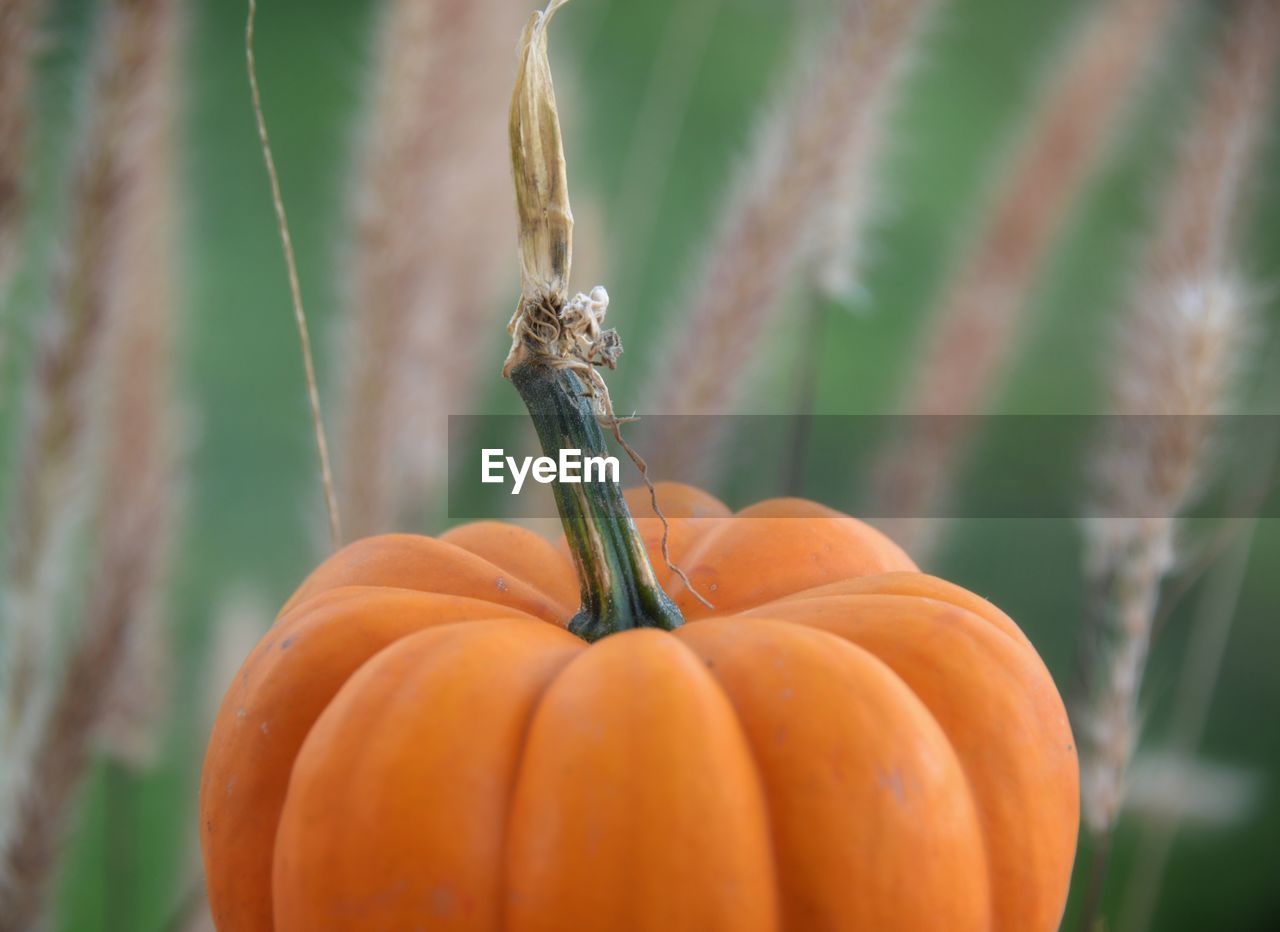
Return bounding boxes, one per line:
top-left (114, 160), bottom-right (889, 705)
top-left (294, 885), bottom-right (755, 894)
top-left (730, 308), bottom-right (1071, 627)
top-left (260, 721), bottom-right (270, 735)
top-left (877, 767), bottom-right (906, 804)
top-left (280, 635), bottom-right (297, 650)
top-left (496, 576), bottom-right (508, 592)
top-left (225, 776), bottom-right (236, 798)
top-left (431, 886), bottom-right (457, 916)
top-left (235, 707), bottom-right (248, 720)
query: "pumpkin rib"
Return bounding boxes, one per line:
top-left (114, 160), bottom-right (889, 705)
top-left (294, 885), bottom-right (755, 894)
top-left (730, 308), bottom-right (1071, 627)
top-left (768, 571), bottom-right (1033, 650)
top-left (493, 644), bottom-right (566, 932)
top-left (272, 619), bottom-right (584, 930)
top-left (438, 521), bottom-right (578, 613)
top-left (759, 602), bottom-right (1004, 930)
top-left (664, 628), bottom-right (785, 923)
top-left (280, 533), bottom-right (570, 624)
top-left (669, 502), bottom-right (918, 620)
top-left (200, 589), bottom-right (546, 932)
top-left (272, 583), bottom-right (548, 636)
top-left (748, 595), bottom-right (1079, 932)
top-left (502, 628), bottom-right (779, 931)
top-left (675, 617), bottom-right (992, 931)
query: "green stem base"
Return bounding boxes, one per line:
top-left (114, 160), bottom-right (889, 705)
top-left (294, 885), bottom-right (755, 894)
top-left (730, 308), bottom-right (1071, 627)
top-left (509, 360), bottom-right (683, 642)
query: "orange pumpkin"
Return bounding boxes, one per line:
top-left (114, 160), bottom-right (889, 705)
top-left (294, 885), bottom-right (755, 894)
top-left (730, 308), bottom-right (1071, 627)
top-left (203, 10), bottom-right (1075, 921)
top-left (200, 479), bottom-right (1078, 931)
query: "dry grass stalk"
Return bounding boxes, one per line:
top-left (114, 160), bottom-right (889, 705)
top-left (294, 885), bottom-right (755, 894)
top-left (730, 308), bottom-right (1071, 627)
top-left (0, 0), bottom-right (180, 921)
top-left (0, 0), bottom-right (46, 305)
top-left (869, 0), bottom-right (1183, 558)
top-left (246, 0), bottom-right (340, 549)
top-left (641, 0), bottom-right (938, 482)
top-left (1077, 0), bottom-right (1280, 846)
top-left (336, 0), bottom-right (527, 538)
top-left (1119, 515), bottom-right (1265, 932)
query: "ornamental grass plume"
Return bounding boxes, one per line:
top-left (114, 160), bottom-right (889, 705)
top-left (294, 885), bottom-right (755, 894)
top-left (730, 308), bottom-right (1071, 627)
top-left (1121, 509), bottom-right (1269, 932)
top-left (868, 0), bottom-right (1184, 559)
top-left (0, 0), bottom-right (182, 924)
top-left (800, 3), bottom-right (926, 305)
top-left (1076, 0), bottom-right (1280, 863)
top-left (0, 0), bottom-right (171, 848)
top-left (641, 0), bottom-right (938, 483)
top-left (0, 0), bottom-right (46, 307)
top-left (86, 0), bottom-right (182, 770)
top-left (336, 0), bottom-right (528, 538)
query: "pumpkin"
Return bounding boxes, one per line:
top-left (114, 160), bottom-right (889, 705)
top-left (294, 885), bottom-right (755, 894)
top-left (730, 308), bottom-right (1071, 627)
top-left (200, 478), bottom-right (1078, 932)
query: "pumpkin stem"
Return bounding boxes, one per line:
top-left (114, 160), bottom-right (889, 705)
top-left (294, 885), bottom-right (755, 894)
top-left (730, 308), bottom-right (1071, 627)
top-left (510, 360), bottom-right (684, 641)
top-left (503, 3), bottom-right (683, 641)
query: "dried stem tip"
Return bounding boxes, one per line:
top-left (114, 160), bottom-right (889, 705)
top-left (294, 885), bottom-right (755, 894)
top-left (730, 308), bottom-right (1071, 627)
top-left (503, 0), bottom-right (618, 420)
top-left (507, 0), bottom-right (573, 333)
top-left (504, 0), bottom-right (619, 411)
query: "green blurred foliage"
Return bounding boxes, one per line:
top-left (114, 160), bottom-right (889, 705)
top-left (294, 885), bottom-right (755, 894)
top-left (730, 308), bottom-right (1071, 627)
top-left (1, 0), bottom-right (1278, 929)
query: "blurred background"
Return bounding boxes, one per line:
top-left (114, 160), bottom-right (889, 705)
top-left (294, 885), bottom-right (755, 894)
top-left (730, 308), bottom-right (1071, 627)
top-left (1, 0), bottom-right (1279, 929)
